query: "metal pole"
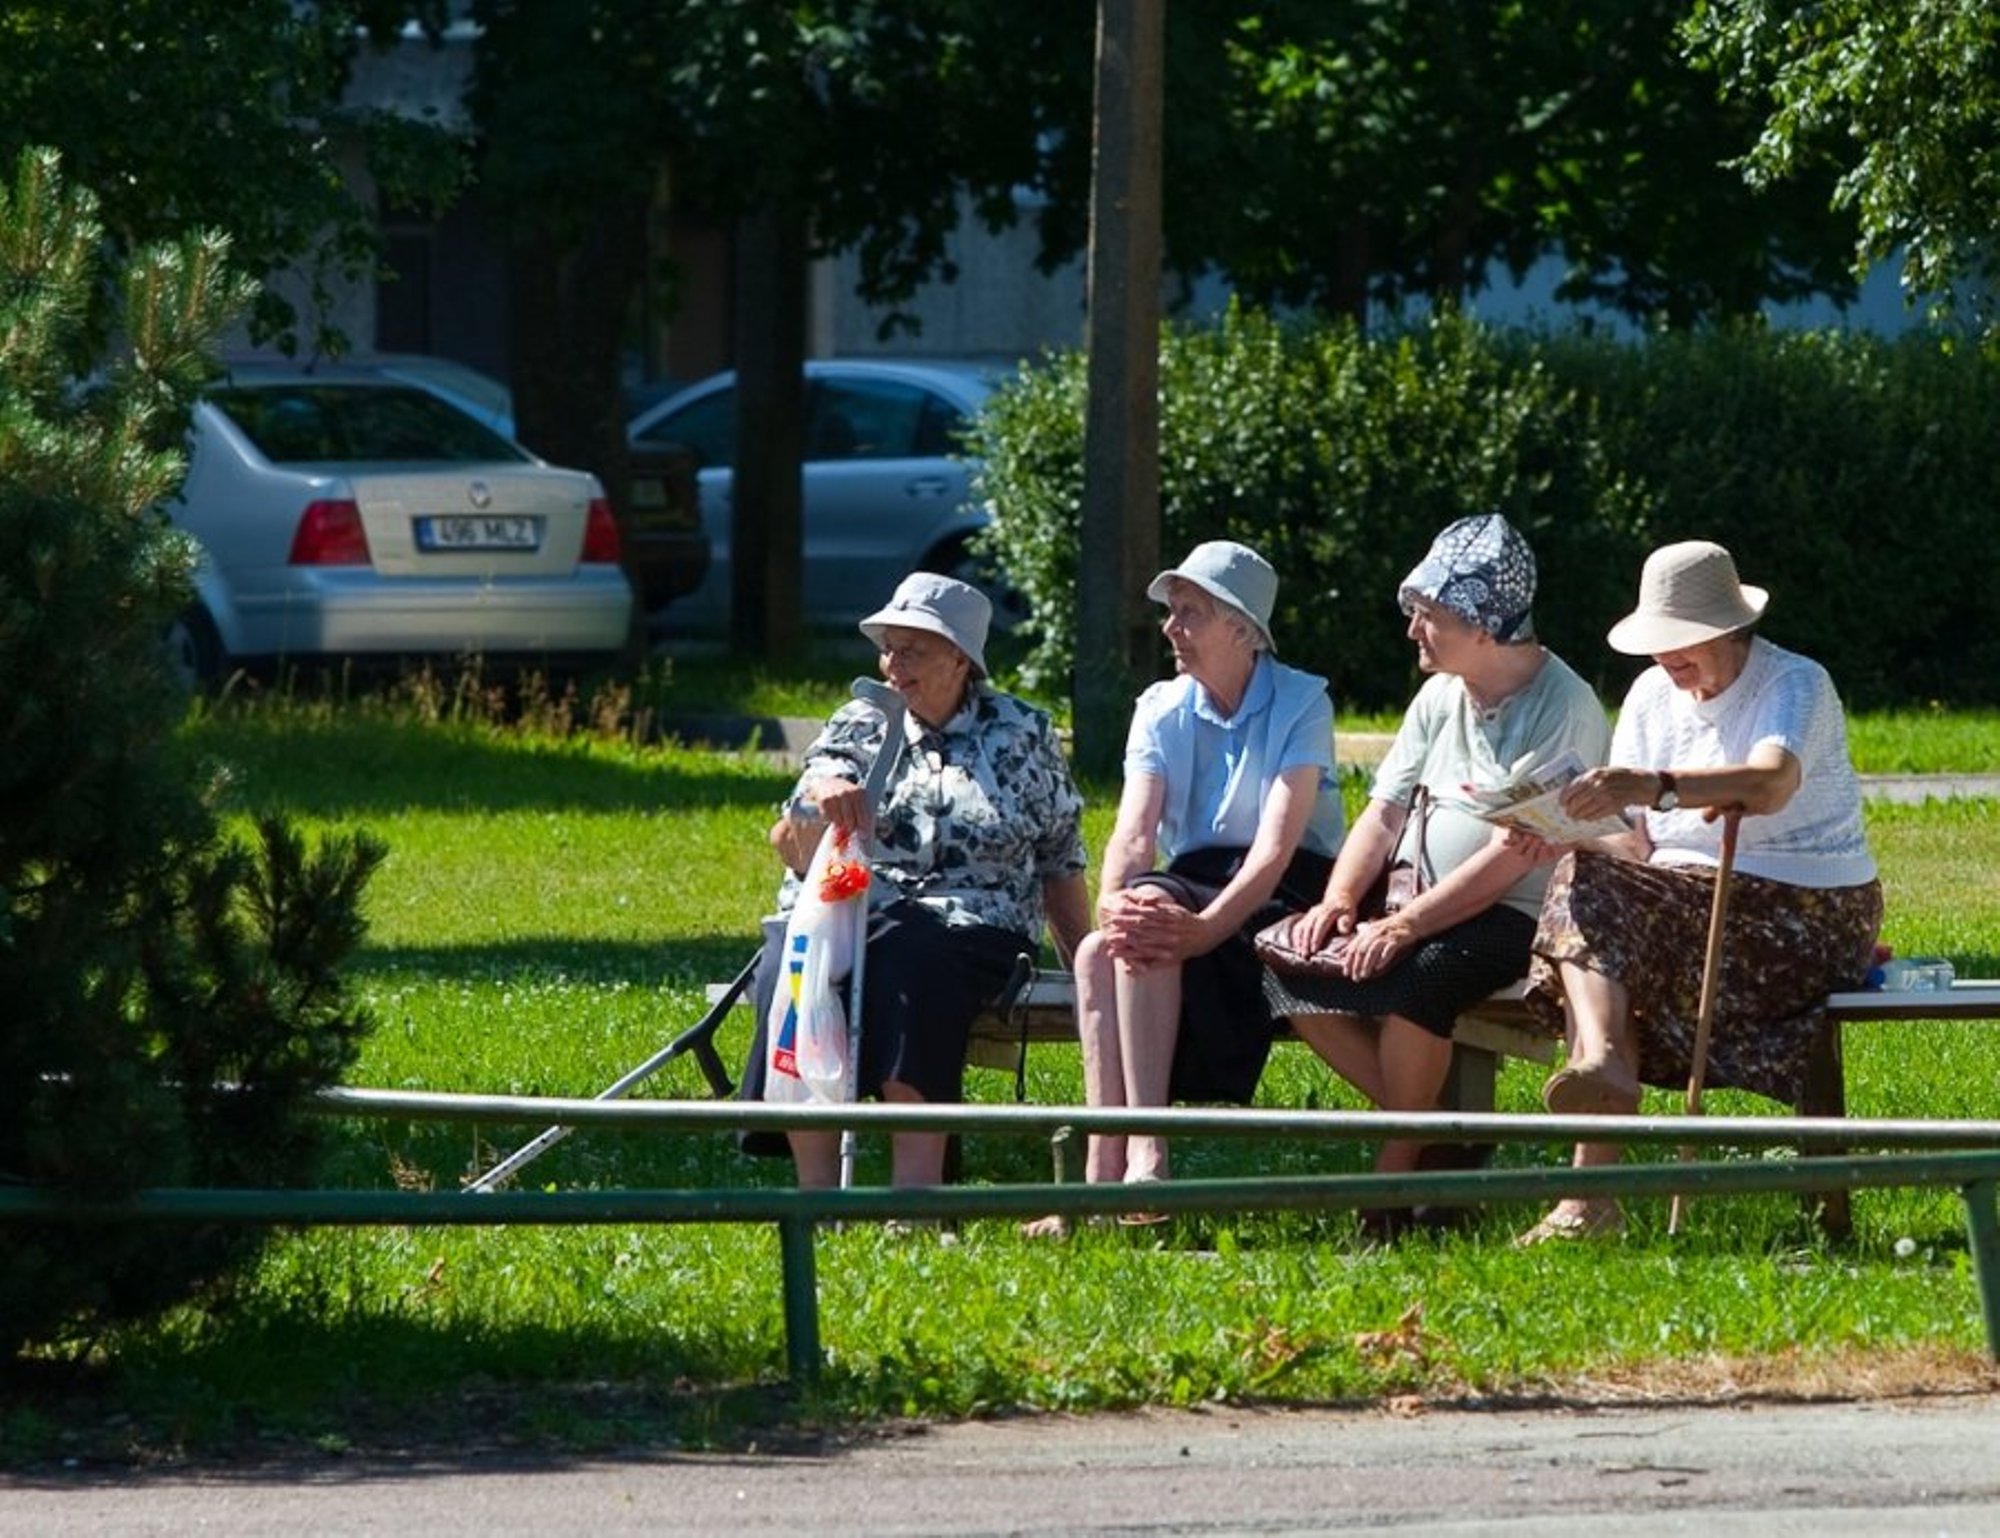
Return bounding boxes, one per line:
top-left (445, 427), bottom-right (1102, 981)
top-left (465, 955), bottom-right (758, 1193)
top-left (1963, 1179), bottom-right (2000, 1361)
top-left (778, 1217), bottom-right (822, 1383)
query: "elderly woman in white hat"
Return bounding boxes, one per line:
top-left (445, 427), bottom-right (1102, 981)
top-left (1262, 514), bottom-right (1610, 1240)
top-left (744, 572), bottom-right (1092, 1189)
top-left (1024, 540), bottom-right (1345, 1232)
top-left (1517, 540), bottom-right (1882, 1244)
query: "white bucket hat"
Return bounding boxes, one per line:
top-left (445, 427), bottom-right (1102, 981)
top-left (1146, 540), bottom-right (1278, 652)
top-left (858, 572), bottom-right (991, 677)
top-left (1607, 540), bottom-right (1769, 655)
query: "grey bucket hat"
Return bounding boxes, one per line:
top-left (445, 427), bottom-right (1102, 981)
top-left (858, 571), bottom-right (991, 677)
top-left (1146, 540), bottom-right (1279, 652)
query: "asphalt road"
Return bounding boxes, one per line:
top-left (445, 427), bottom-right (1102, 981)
top-left (9, 1396), bottom-right (2000, 1535)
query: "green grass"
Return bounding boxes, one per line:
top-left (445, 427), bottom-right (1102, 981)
top-left (5, 689), bottom-right (1997, 1465)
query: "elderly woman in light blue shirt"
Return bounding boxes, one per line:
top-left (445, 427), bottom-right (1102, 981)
top-left (1026, 542), bottom-right (1343, 1230)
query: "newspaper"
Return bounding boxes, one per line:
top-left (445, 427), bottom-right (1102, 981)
top-left (1461, 748), bottom-right (1632, 843)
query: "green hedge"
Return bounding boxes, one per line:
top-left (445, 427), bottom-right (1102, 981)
top-left (970, 309), bottom-right (2000, 712)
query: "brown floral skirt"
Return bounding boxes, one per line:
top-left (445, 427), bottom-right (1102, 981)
top-left (1525, 850), bottom-right (1883, 1104)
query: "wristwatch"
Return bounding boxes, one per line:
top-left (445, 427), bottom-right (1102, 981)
top-left (1652, 771), bottom-right (1681, 812)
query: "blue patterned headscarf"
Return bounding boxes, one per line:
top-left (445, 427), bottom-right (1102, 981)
top-left (1398, 514), bottom-right (1537, 642)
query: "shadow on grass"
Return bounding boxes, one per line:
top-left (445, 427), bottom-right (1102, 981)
top-left (353, 936), bottom-right (762, 990)
top-left (185, 713), bottom-right (792, 820)
top-left (0, 1313), bottom-right (816, 1472)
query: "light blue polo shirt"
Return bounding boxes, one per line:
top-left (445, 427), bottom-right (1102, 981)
top-left (1124, 653), bottom-right (1343, 862)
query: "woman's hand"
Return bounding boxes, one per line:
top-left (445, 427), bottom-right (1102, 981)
top-left (806, 777), bottom-right (871, 836)
top-left (1097, 886), bottom-right (1208, 969)
top-left (1291, 896), bottom-right (1359, 954)
top-left (1557, 765), bottom-right (1659, 822)
top-left (1340, 914), bottom-right (1417, 979)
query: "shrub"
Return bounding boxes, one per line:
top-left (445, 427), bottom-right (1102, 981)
top-left (973, 307), bottom-right (1648, 709)
top-left (975, 309), bottom-right (2000, 712)
top-left (1539, 327), bottom-right (2000, 709)
top-left (0, 148), bottom-right (384, 1358)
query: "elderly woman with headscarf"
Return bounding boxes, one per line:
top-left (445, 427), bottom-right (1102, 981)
top-left (1261, 515), bottom-right (1610, 1238)
top-left (1515, 540), bottom-right (1882, 1244)
top-left (742, 572), bottom-right (1092, 1189)
top-left (1023, 541), bottom-right (1345, 1233)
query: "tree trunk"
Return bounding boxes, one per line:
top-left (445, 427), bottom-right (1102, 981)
top-left (504, 195), bottom-right (649, 630)
top-left (1075, 0), bottom-right (1164, 780)
top-left (729, 204), bottom-right (808, 660)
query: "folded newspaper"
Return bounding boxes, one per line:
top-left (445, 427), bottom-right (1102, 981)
top-left (1460, 748), bottom-right (1632, 843)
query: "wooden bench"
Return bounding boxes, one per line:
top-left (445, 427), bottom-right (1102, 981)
top-left (956, 968), bottom-right (1553, 1116)
top-left (1426, 977), bottom-right (2000, 1235)
top-left (705, 965), bottom-right (1554, 1115)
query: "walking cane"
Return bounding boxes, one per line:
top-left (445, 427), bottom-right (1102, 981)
top-left (1669, 807), bottom-right (1743, 1236)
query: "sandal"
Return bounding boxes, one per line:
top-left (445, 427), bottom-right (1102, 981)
top-left (1541, 1057), bottom-right (1642, 1115)
top-left (1513, 1203), bottom-right (1626, 1247)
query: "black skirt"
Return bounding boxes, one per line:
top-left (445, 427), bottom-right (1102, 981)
top-left (736, 899), bottom-right (1034, 1156)
top-left (1128, 843), bottom-right (1335, 1104)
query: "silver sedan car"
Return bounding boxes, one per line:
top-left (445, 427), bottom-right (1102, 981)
top-left (167, 363), bottom-right (633, 684)
top-left (627, 358), bottom-right (1005, 633)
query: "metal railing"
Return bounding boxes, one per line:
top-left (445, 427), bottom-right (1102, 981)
top-left (1, 1091), bottom-right (1995, 1381)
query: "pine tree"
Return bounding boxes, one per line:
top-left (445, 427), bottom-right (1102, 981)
top-left (0, 147), bottom-right (385, 1356)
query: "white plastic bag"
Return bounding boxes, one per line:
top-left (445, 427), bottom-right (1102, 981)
top-left (762, 824), bottom-right (871, 1104)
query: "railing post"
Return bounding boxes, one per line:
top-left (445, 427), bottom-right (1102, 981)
top-left (1963, 1179), bottom-right (2000, 1361)
top-left (778, 1216), bottom-right (821, 1383)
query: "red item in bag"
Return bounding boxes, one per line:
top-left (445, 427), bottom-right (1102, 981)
top-left (818, 827), bottom-right (872, 901)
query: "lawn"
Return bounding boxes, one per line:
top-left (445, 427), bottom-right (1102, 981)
top-left (5, 683), bottom-right (1996, 1463)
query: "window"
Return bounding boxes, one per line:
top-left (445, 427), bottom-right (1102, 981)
top-left (213, 385), bottom-right (528, 464)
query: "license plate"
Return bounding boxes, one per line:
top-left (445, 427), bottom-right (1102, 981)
top-left (415, 514), bottom-right (543, 551)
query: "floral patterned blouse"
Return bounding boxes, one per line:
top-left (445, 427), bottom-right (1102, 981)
top-left (785, 684), bottom-right (1087, 939)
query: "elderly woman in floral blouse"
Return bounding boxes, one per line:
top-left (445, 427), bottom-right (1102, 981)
top-left (741, 572), bottom-right (1092, 1188)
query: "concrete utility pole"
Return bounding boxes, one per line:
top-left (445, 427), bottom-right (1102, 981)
top-left (1073, 0), bottom-right (1163, 779)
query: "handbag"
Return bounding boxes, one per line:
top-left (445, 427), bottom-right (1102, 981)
top-left (1254, 786), bottom-right (1432, 978)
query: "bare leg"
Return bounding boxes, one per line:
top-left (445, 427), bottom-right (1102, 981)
top-left (1520, 964), bottom-right (1638, 1243)
top-left (882, 1079), bottom-right (948, 1188)
top-left (1071, 929), bottom-right (1127, 1185)
top-left (1374, 1014), bottom-right (1454, 1175)
top-left (788, 1130), bottom-right (841, 1189)
top-left (1287, 1010), bottom-right (1388, 1106)
top-left (1115, 957), bottom-right (1183, 1183)
top-left (1559, 961), bottom-right (1637, 1075)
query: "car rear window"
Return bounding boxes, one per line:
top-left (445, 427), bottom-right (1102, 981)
top-left (211, 384), bottom-right (531, 465)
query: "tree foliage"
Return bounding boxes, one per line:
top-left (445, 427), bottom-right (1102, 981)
top-left (1076, 0), bottom-right (1860, 327)
top-left (0, 0), bottom-right (465, 353)
top-left (1683, 0), bottom-right (2000, 333)
top-left (0, 148), bottom-right (385, 1358)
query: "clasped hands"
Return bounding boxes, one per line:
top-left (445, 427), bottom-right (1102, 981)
top-left (1096, 886), bottom-right (1216, 970)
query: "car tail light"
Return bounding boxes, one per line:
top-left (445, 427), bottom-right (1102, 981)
top-left (581, 496), bottom-right (623, 564)
top-left (288, 499), bottom-right (371, 565)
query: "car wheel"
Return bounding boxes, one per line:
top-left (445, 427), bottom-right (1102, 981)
top-left (929, 542), bottom-right (1028, 635)
top-left (162, 606), bottom-right (224, 692)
